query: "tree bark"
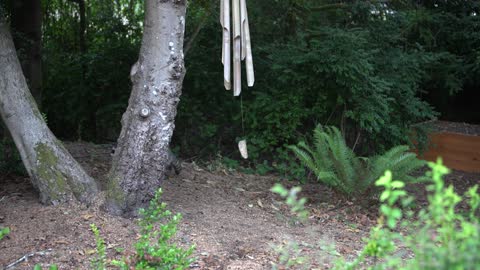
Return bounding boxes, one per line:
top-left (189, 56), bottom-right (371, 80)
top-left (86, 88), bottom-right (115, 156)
top-left (0, 18), bottom-right (99, 205)
top-left (105, 0), bottom-right (187, 215)
top-left (10, 0), bottom-right (43, 107)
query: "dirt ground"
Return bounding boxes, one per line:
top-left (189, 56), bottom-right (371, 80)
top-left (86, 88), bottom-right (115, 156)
top-left (1, 141), bottom-right (479, 270)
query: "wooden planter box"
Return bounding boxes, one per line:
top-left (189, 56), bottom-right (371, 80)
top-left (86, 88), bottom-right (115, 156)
top-left (418, 132), bottom-right (480, 173)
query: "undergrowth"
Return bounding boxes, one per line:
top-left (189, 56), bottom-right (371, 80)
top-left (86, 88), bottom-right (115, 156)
top-left (336, 159), bottom-right (480, 269)
top-left (0, 226), bottom-right (10, 241)
top-left (272, 159), bottom-right (480, 269)
top-left (289, 125), bottom-right (425, 198)
top-left (92, 189), bottom-right (195, 270)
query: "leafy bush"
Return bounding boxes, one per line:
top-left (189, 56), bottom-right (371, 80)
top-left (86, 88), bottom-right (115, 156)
top-left (90, 224), bottom-right (107, 270)
top-left (272, 160), bottom-right (480, 269)
top-left (0, 227), bottom-right (10, 241)
top-left (270, 184), bottom-right (309, 269)
top-left (288, 125), bottom-right (425, 197)
top-left (30, 189), bottom-right (193, 270)
top-left (335, 160), bottom-right (480, 269)
top-left (110, 189), bottom-right (195, 270)
top-left (271, 184), bottom-right (308, 222)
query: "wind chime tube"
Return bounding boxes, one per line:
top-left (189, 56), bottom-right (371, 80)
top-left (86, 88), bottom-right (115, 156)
top-left (222, 0), bottom-right (232, 90)
top-left (241, 0), bottom-right (254, 87)
top-left (220, 0), bottom-right (224, 64)
top-left (232, 0), bottom-right (242, 96)
top-left (240, 0), bottom-right (247, 60)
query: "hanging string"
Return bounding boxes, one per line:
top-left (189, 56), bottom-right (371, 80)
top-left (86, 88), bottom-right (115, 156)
top-left (240, 95), bottom-right (245, 135)
top-left (221, 0), bottom-right (253, 159)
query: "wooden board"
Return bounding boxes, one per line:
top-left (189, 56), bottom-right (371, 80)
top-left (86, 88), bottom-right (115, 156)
top-left (417, 132), bottom-right (480, 173)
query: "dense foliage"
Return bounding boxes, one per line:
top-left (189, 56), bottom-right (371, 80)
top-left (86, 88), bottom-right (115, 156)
top-left (5, 0), bottom-right (480, 172)
top-left (41, 0), bottom-right (143, 141)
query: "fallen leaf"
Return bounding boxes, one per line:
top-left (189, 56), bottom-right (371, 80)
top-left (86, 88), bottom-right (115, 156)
top-left (257, 199), bottom-right (264, 208)
top-left (54, 240), bottom-right (69, 245)
top-left (82, 214), bottom-right (94, 220)
top-left (271, 204), bottom-right (280, 211)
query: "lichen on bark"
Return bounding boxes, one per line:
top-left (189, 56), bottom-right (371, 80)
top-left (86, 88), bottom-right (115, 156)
top-left (34, 142), bottom-right (70, 204)
top-left (104, 173), bottom-right (127, 215)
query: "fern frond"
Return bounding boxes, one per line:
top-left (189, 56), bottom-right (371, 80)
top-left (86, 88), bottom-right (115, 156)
top-left (289, 126), bottom-right (424, 199)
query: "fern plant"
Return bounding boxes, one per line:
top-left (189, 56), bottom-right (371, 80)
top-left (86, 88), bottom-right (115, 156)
top-left (288, 125), bottom-right (425, 197)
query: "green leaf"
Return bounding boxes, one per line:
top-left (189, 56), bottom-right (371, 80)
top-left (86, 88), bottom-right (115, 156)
top-left (391, 181), bottom-right (405, 189)
top-left (380, 190), bottom-right (390, 202)
top-left (271, 184), bottom-right (289, 197)
top-left (376, 171), bottom-right (392, 186)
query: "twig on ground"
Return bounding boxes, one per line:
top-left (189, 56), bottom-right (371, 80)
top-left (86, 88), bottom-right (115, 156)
top-left (4, 248), bottom-right (53, 270)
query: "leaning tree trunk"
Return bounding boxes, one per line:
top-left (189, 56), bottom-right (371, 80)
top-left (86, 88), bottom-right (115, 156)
top-left (0, 18), bottom-right (99, 205)
top-left (105, 0), bottom-right (187, 215)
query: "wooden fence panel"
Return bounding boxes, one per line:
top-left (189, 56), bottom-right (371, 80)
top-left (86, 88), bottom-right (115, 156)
top-left (418, 132), bottom-right (480, 173)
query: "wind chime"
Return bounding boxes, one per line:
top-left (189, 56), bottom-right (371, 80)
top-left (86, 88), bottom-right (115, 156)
top-left (220, 0), bottom-right (254, 96)
top-left (220, 0), bottom-right (254, 159)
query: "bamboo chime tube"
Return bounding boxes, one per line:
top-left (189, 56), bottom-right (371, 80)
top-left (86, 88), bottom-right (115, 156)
top-left (220, 0), bottom-right (254, 96)
top-left (220, 0), bottom-right (231, 90)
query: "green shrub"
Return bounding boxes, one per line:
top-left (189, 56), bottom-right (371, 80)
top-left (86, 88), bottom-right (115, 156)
top-left (271, 184), bottom-right (308, 222)
top-left (272, 147), bottom-right (308, 183)
top-left (270, 184), bottom-right (309, 269)
top-left (111, 189), bottom-right (195, 270)
top-left (90, 224), bottom-right (106, 270)
top-left (336, 159), bottom-right (480, 269)
top-left (0, 227), bottom-right (10, 241)
top-left (288, 125), bottom-right (425, 198)
top-left (87, 189), bottom-right (194, 270)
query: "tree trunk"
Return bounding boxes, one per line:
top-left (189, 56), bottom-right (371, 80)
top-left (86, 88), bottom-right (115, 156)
top-left (0, 18), bottom-right (99, 205)
top-left (78, 0), bottom-right (86, 59)
top-left (10, 0), bottom-right (43, 107)
top-left (105, 0), bottom-right (187, 215)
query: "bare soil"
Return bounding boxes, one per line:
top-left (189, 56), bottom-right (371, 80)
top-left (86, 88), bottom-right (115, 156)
top-left (1, 141), bottom-right (479, 270)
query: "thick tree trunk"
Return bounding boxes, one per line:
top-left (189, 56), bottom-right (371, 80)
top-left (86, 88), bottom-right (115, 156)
top-left (0, 19), bottom-right (99, 205)
top-left (11, 0), bottom-right (43, 107)
top-left (106, 0), bottom-right (187, 215)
